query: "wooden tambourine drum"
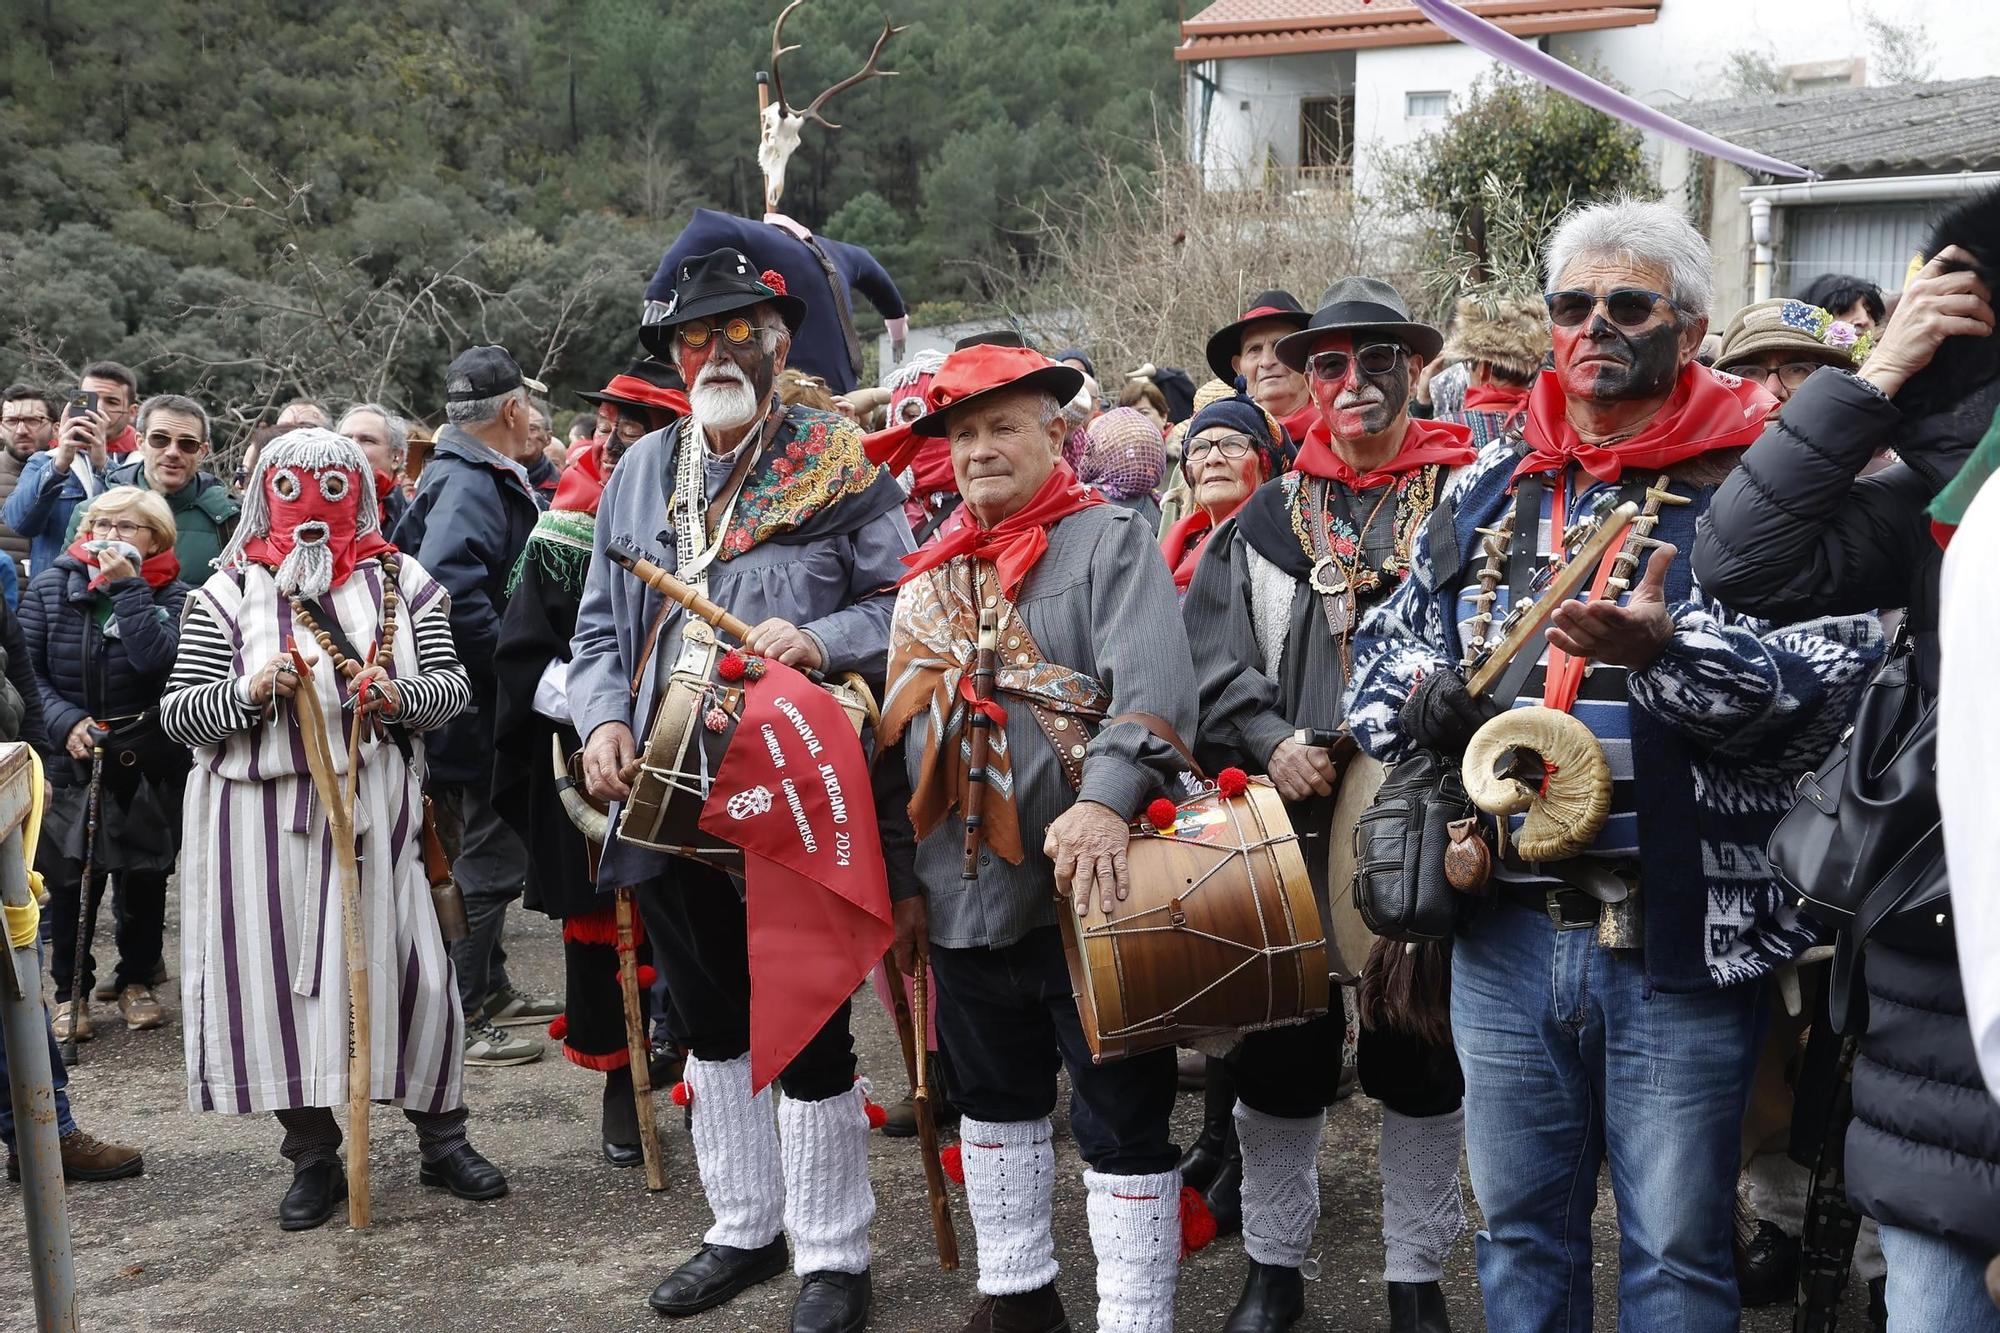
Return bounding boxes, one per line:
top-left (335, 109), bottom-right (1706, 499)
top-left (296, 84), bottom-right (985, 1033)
top-left (1060, 779), bottom-right (1327, 1062)
top-left (1323, 751), bottom-right (1386, 984)
top-left (616, 623), bottom-right (871, 864)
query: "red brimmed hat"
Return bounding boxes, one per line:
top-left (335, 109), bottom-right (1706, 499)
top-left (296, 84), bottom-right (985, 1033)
top-left (863, 344), bottom-right (1084, 474)
top-left (578, 357), bottom-right (690, 416)
top-left (1204, 289), bottom-right (1310, 384)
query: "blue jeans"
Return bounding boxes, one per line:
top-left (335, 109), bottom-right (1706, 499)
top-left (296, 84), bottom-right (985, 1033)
top-left (0, 949), bottom-right (80, 1151)
top-left (1451, 898), bottom-right (1764, 1333)
top-left (1879, 1223), bottom-right (2000, 1332)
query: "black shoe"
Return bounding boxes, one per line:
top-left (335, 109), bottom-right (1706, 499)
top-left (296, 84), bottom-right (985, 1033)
top-left (1224, 1259), bottom-right (1305, 1332)
top-left (791, 1269), bottom-right (870, 1333)
top-left (602, 1068), bottom-right (643, 1167)
top-left (1867, 1276), bottom-right (1887, 1333)
top-left (279, 1160), bottom-right (348, 1232)
top-left (1735, 1219), bottom-right (1800, 1308)
top-left (959, 1282), bottom-right (1069, 1332)
top-left (603, 1139), bottom-right (645, 1168)
top-left (1386, 1279), bottom-right (1451, 1333)
top-left (648, 1238), bottom-right (789, 1316)
top-left (649, 1039), bottom-right (685, 1091)
top-left (1203, 1152), bottom-right (1242, 1239)
top-left (418, 1144), bottom-right (509, 1201)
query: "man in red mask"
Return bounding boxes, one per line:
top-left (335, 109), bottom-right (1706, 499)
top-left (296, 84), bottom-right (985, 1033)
top-left (1348, 201), bottom-right (1884, 1333)
top-left (161, 427), bottom-right (510, 1231)
top-left (1181, 277), bottom-right (1478, 1332)
top-left (876, 344), bottom-right (1200, 1333)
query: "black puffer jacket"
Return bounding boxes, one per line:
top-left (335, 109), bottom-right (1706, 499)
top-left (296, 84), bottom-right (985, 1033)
top-left (1693, 365), bottom-right (2000, 1251)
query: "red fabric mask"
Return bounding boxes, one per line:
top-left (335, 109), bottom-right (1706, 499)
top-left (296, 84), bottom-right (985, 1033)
top-left (897, 461), bottom-right (1102, 599)
top-left (1513, 362), bottom-right (1775, 484)
top-left (240, 461), bottom-right (394, 587)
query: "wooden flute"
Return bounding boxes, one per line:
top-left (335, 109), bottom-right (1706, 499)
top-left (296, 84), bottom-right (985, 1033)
top-left (961, 606), bottom-right (1001, 881)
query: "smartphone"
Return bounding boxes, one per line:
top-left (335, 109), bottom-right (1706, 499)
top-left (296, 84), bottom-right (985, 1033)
top-left (66, 388), bottom-right (99, 420)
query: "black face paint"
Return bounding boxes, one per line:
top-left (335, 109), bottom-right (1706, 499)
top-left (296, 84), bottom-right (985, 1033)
top-left (1554, 316), bottom-right (1681, 403)
top-left (1313, 351), bottom-right (1411, 439)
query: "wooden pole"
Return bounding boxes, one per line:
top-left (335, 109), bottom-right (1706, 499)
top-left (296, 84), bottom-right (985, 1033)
top-left (909, 955), bottom-right (958, 1271)
top-left (615, 887), bottom-right (667, 1191)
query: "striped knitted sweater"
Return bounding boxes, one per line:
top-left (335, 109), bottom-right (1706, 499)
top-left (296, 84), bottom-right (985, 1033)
top-left (1345, 433), bottom-right (1886, 992)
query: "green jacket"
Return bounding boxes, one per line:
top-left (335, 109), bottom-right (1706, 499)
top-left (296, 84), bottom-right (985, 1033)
top-left (69, 462), bottom-right (240, 581)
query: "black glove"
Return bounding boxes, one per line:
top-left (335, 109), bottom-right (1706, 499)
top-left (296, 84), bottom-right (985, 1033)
top-left (1397, 670), bottom-right (1497, 757)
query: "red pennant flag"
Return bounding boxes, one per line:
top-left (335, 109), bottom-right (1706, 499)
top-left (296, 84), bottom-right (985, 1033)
top-left (698, 660), bottom-right (893, 1092)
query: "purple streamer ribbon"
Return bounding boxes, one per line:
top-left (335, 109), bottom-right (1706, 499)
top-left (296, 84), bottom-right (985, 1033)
top-left (1410, 0), bottom-right (1819, 181)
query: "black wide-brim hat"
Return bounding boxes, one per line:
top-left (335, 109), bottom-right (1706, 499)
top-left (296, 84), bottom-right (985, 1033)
top-left (1274, 277), bottom-right (1443, 372)
top-left (639, 247), bottom-right (808, 359)
top-left (1204, 290), bottom-right (1311, 383)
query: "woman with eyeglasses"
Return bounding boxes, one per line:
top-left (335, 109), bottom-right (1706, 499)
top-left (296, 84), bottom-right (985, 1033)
top-left (1158, 394), bottom-right (1280, 599)
top-left (23, 486), bottom-right (191, 1042)
top-left (1713, 298), bottom-right (1872, 418)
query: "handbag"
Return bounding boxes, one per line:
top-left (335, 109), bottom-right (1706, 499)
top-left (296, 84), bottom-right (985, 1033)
top-left (1766, 631), bottom-right (1946, 1029)
top-left (1351, 747), bottom-right (1476, 942)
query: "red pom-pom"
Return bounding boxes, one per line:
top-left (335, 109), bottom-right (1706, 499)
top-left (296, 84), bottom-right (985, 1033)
top-left (1179, 1184), bottom-right (1218, 1258)
top-left (717, 650), bottom-right (747, 682)
top-left (939, 1143), bottom-right (965, 1185)
top-left (636, 964), bottom-right (658, 989)
top-left (1217, 767), bottom-right (1249, 798)
top-left (865, 1100), bottom-right (888, 1129)
top-left (1146, 797), bottom-right (1179, 830)
top-left (670, 1081), bottom-right (693, 1107)
top-left (761, 269), bottom-right (788, 297)
top-left (546, 1014), bottom-right (569, 1041)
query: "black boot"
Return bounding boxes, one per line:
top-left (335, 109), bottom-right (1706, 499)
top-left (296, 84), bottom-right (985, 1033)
top-left (1735, 1219), bottom-right (1799, 1308)
top-left (1178, 1058), bottom-right (1235, 1193)
top-left (648, 1237), bottom-right (789, 1316)
top-left (279, 1160), bottom-right (347, 1232)
top-left (1223, 1259), bottom-right (1304, 1331)
top-left (1386, 1279), bottom-right (1450, 1333)
top-left (959, 1281), bottom-right (1069, 1332)
top-left (602, 1066), bottom-right (643, 1168)
top-left (1202, 1111), bottom-right (1243, 1238)
top-left (791, 1269), bottom-right (870, 1333)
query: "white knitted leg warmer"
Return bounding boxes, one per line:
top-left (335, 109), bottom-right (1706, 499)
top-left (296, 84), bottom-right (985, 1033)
top-left (1084, 1168), bottom-right (1181, 1333)
top-left (685, 1052), bottom-right (785, 1251)
top-left (1379, 1106), bottom-right (1467, 1284)
top-left (778, 1083), bottom-right (876, 1275)
top-left (958, 1115), bottom-right (1059, 1296)
top-left (1235, 1102), bottom-right (1325, 1268)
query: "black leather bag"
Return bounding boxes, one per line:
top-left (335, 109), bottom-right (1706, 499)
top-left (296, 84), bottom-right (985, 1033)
top-left (1766, 635), bottom-right (1945, 1029)
top-left (1352, 747), bottom-right (1476, 942)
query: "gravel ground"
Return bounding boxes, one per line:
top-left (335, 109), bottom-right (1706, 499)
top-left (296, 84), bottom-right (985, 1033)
top-left (1, 899), bottom-right (1868, 1331)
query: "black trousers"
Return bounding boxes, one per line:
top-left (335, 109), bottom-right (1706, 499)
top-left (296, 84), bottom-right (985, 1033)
top-left (1226, 1008), bottom-right (1346, 1119)
top-left (930, 925), bottom-right (1179, 1175)
top-left (635, 860), bottom-right (854, 1102)
top-left (1357, 1018), bottom-right (1464, 1119)
top-left (44, 865), bottom-right (168, 1004)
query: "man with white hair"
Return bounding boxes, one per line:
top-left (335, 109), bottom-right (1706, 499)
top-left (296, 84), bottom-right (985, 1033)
top-left (393, 346), bottom-right (555, 1068)
top-left (336, 402), bottom-right (411, 533)
top-left (1346, 199), bottom-right (1886, 1330)
top-left (571, 248), bottom-right (912, 1330)
top-left (161, 427), bottom-right (507, 1229)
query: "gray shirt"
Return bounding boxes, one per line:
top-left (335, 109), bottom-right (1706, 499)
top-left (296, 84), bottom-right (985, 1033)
top-left (878, 506), bottom-right (1199, 950)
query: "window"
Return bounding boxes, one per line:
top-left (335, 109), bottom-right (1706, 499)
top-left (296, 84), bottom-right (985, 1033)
top-left (1300, 95), bottom-right (1355, 172)
top-left (1406, 90), bottom-right (1450, 119)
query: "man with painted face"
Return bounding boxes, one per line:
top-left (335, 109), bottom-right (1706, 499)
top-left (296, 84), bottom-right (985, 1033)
top-left (1347, 201), bottom-right (1886, 1332)
top-left (1204, 291), bottom-right (1316, 451)
top-left (394, 345), bottom-right (559, 1069)
top-left (160, 427), bottom-right (508, 1230)
top-left (1181, 278), bottom-right (1477, 1333)
top-left (569, 248), bottom-right (912, 1331)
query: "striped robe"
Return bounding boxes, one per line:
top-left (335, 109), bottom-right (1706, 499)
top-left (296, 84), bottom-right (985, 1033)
top-left (161, 556), bottom-right (469, 1115)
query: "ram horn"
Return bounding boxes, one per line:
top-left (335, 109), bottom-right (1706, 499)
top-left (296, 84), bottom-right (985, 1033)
top-left (1460, 706), bottom-right (1612, 863)
top-left (552, 734), bottom-right (610, 846)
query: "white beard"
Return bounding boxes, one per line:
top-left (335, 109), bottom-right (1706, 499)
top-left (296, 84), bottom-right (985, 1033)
top-left (689, 371), bottom-right (760, 433)
top-left (274, 537), bottom-right (334, 600)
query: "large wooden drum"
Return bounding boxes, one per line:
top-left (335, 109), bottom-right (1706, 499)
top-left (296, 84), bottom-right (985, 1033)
top-left (1323, 752), bottom-right (1387, 983)
top-left (1061, 779), bottom-right (1327, 1062)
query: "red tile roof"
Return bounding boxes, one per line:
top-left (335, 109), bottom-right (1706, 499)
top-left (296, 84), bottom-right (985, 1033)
top-left (1175, 0), bottom-right (1660, 61)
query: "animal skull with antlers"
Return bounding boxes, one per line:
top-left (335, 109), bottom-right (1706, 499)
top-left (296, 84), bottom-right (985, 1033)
top-left (758, 0), bottom-right (905, 213)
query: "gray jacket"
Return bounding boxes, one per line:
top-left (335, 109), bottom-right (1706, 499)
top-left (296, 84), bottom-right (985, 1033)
top-left (879, 506), bottom-right (1199, 950)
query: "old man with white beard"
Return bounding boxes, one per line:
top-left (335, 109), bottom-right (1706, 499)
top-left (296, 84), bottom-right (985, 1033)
top-left (569, 247), bottom-right (912, 1331)
top-left (161, 427), bottom-right (510, 1230)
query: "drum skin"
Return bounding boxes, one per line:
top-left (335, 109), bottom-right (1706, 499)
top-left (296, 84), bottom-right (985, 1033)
top-left (1323, 752), bottom-right (1387, 983)
top-left (1061, 780), bottom-right (1328, 1063)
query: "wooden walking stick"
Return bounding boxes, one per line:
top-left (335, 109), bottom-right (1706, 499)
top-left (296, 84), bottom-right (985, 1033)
top-left (291, 651), bottom-right (373, 1228)
top-left (615, 886), bottom-right (667, 1191)
top-left (909, 953), bottom-right (958, 1271)
top-left (61, 729), bottom-right (106, 1065)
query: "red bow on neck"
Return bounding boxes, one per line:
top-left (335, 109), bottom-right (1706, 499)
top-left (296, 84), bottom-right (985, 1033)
top-left (896, 462), bottom-right (1102, 599)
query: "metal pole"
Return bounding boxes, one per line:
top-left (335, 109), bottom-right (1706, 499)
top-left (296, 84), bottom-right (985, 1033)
top-left (1, 818), bottom-right (81, 1332)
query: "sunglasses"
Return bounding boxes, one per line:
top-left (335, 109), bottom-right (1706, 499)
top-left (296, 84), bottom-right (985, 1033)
top-left (1306, 343), bottom-right (1404, 383)
top-left (1184, 433), bottom-right (1257, 462)
top-left (1725, 360), bottom-right (1823, 392)
top-left (145, 433), bottom-right (206, 454)
top-left (677, 317), bottom-right (759, 351)
top-left (1543, 288), bottom-right (1676, 329)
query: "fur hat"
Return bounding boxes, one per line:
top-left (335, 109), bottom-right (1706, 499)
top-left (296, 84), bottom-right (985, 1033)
top-left (1896, 185), bottom-right (2000, 425)
top-left (1439, 296), bottom-right (1551, 380)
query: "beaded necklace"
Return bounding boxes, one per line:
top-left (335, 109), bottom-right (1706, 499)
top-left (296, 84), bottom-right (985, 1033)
top-left (286, 552), bottom-right (401, 682)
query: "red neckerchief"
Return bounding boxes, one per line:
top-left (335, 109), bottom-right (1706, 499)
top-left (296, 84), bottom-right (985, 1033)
top-left (897, 461), bottom-right (1101, 599)
top-left (1161, 508), bottom-right (1219, 592)
top-left (1278, 400), bottom-right (1319, 451)
top-left (104, 425), bottom-right (138, 456)
top-left (1463, 381), bottom-right (1530, 414)
top-left (1293, 416), bottom-right (1476, 490)
top-left (1513, 363), bottom-right (1774, 484)
top-left (66, 539), bottom-right (180, 592)
top-left (551, 443), bottom-right (607, 516)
